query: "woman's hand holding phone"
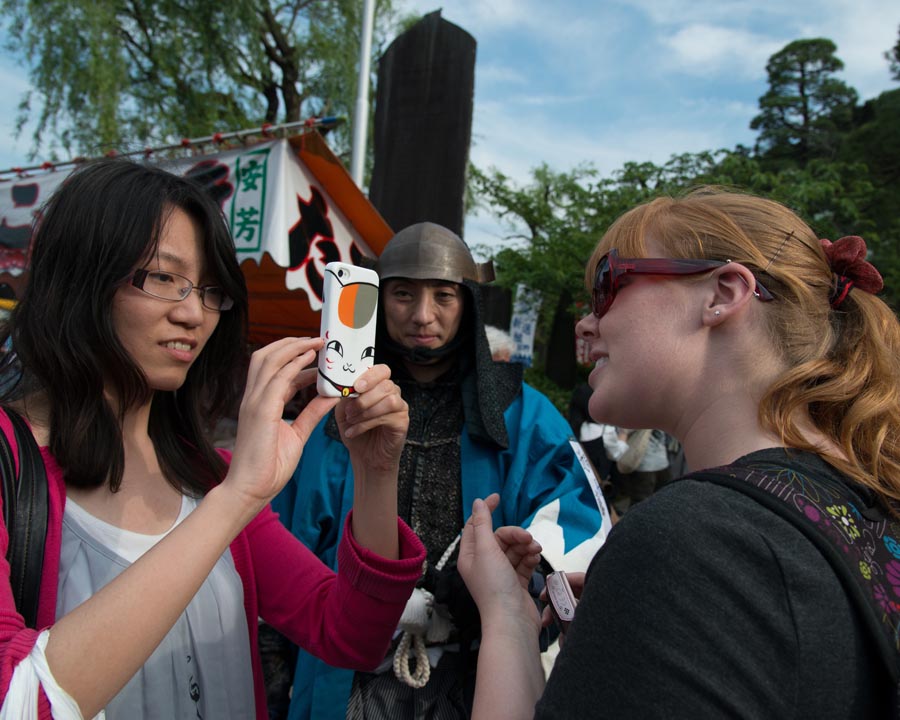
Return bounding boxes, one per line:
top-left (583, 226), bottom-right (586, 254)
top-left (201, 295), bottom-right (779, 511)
top-left (336, 364), bottom-right (408, 559)
top-left (541, 571), bottom-right (584, 644)
top-left (227, 337), bottom-right (338, 516)
top-left (334, 364), bottom-right (408, 473)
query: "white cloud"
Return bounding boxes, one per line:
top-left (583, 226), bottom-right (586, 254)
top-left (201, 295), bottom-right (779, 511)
top-left (401, 0), bottom-right (900, 256)
top-left (803, 1), bottom-right (900, 99)
top-left (410, 0), bottom-right (542, 33)
top-left (617, 0), bottom-right (762, 27)
top-left (475, 62), bottom-right (530, 89)
top-left (663, 24), bottom-right (781, 80)
top-left (3, 0), bottom-right (898, 185)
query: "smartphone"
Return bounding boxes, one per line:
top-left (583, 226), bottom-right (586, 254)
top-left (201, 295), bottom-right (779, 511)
top-left (545, 571), bottom-right (577, 634)
top-left (316, 262), bottom-right (380, 398)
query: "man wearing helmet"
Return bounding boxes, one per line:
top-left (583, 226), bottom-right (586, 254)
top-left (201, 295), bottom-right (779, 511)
top-left (273, 223), bottom-right (609, 720)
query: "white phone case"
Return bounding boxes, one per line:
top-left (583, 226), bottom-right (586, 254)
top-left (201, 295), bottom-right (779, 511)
top-left (316, 262), bottom-right (380, 397)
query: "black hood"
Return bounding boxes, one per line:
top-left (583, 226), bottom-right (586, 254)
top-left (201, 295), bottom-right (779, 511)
top-left (374, 279), bottom-right (523, 449)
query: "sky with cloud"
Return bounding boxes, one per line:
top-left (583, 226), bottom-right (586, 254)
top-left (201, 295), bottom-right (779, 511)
top-left (399, 0), bottom-right (900, 252)
top-left (1, 1), bottom-right (898, 253)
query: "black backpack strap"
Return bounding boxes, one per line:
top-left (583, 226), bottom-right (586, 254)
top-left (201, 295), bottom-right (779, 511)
top-left (0, 416), bottom-right (16, 537)
top-left (0, 408), bottom-right (48, 629)
top-left (689, 465), bottom-right (900, 695)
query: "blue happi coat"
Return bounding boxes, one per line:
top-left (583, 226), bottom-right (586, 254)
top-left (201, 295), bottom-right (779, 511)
top-left (271, 383), bottom-right (610, 720)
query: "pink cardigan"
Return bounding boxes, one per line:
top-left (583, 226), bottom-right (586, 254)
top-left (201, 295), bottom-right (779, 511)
top-left (0, 411), bottom-right (425, 719)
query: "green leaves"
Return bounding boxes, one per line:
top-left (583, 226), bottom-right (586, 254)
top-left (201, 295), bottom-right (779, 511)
top-left (1, 0), bottom-right (403, 159)
top-left (886, 24), bottom-right (900, 82)
top-left (750, 38), bottom-right (858, 167)
top-left (470, 77), bottom-right (900, 385)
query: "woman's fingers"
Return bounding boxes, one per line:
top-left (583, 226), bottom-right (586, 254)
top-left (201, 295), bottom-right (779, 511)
top-left (495, 525), bottom-right (536, 548)
top-left (340, 366), bottom-right (396, 413)
top-left (247, 336), bottom-right (321, 374)
top-left (494, 526), bottom-right (542, 588)
top-left (293, 366), bottom-right (319, 390)
top-left (462, 497), bottom-right (500, 555)
top-left (340, 392), bottom-right (408, 438)
top-left (352, 363), bottom-right (392, 392)
top-left (459, 495), bottom-right (544, 629)
top-left (291, 394), bottom-right (339, 445)
top-left (230, 338), bottom-right (326, 482)
top-left (459, 494), bottom-right (505, 568)
top-left (336, 365), bottom-right (408, 439)
top-left (564, 572), bottom-right (586, 600)
top-left (241, 338), bottom-right (322, 407)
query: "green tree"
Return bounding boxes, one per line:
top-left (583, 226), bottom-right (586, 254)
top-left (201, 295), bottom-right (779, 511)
top-left (471, 149), bottom-right (755, 320)
top-left (750, 38), bottom-right (858, 167)
top-left (0, 0), bottom-right (409, 160)
top-left (839, 88), bottom-right (900, 307)
top-left (469, 153), bottom-right (726, 388)
top-left (887, 25), bottom-right (900, 82)
top-left (471, 142), bottom-right (895, 390)
top-left (469, 35), bottom-right (898, 393)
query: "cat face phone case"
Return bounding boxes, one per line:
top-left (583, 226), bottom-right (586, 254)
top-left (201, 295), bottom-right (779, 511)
top-left (316, 262), bottom-right (380, 398)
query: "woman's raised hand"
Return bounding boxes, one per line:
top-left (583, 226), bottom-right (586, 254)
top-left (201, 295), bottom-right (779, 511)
top-left (458, 494), bottom-right (543, 632)
top-left (226, 337), bottom-right (339, 509)
top-left (460, 497), bottom-right (549, 718)
top-left (331, 364), bottom-right (408, 558)
top-left (495, 523), bottom-right (544, 590)
top-left (334, 364), bottom-right (408, 473)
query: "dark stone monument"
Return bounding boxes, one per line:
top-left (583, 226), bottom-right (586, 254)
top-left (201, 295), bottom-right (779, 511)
top-left (369, 10), bottom-right (476, 238)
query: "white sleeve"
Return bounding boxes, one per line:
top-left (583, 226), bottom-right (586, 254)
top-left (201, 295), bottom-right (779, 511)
top-left (578, 421), bottom-right (605, 443)
top-left (602, 426), bottom-right (628, 460)
top-left (0, 629), bottom-right (101, 720)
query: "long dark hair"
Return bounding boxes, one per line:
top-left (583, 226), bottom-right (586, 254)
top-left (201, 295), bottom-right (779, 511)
top-left (0, 158), bottom-right (249, 495)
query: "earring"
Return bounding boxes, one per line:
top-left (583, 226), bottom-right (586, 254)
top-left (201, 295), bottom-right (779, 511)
top-left (714, 310), bottom-right (721, 317)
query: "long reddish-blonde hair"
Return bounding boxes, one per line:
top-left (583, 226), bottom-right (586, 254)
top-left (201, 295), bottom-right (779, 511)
top-left (586, 187), bottom-right (900, 513)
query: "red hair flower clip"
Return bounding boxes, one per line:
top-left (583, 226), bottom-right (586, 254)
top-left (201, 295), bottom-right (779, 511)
top-left (819, 236), bottom-right (883, 309)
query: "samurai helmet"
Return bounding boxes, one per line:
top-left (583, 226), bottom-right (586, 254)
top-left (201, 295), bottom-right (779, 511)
top-left (376, 222), bottom-right (494, 284)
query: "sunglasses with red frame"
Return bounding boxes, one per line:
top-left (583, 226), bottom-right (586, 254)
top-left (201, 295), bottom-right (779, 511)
top-left (591, 248), bottom-right (775, 319)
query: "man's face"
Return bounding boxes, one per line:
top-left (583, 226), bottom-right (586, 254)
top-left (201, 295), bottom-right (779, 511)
top-left (382, 278), bottom-right (465, 351)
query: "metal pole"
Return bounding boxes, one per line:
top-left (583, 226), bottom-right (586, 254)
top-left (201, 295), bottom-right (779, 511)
top-left (350, 0), bottom-right (376, 187)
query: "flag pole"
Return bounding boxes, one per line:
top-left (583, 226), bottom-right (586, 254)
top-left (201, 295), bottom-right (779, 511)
top-left (350, 0), bottom-right (376, 187)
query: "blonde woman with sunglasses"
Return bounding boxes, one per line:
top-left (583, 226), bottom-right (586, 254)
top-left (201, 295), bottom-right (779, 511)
top-left (458, 187), bottom-right (900, 719)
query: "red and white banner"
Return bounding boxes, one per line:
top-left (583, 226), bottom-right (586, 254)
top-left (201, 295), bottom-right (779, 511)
top-left (0, 137), bottom-right (385, 313)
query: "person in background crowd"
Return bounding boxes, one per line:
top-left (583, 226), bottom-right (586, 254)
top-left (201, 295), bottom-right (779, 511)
top-left (567, 382), bottom-right (617, 508)
top-left (0, 158), bottom-right (425, 719)
top-left (273, 222), bottom-right (609, 720)
top-left (601, 426), bottom-right (671, 513)
top-left (458, 187), bottom-right (900, 718)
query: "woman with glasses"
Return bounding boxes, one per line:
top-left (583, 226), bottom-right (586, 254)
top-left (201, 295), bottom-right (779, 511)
top-left (457, 187), bottom-right (900, 718)
top-left (0, 158), bottom-right (425, 719)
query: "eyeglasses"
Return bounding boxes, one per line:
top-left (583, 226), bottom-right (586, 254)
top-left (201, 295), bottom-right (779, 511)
top-left (130, 269), bottom-right (234, 312)
top-left (591, 248), bottom-right (775, 319)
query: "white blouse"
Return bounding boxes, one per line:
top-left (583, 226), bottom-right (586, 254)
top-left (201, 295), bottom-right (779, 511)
top-left (54, 494), bottom-right (256, 719)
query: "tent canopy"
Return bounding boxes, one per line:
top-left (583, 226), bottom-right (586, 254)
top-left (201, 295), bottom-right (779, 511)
top-left (0, 129), bottom-right (393, 345)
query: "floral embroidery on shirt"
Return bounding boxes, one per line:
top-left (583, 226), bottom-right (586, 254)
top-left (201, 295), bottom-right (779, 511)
top-left (702, 461), bottom-right (900, 653)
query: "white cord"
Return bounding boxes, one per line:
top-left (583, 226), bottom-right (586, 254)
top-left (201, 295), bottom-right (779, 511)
top-left (392, 533), bottom-right (462, 688)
